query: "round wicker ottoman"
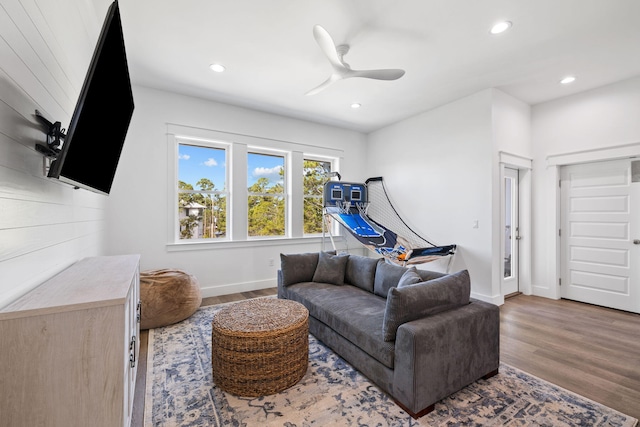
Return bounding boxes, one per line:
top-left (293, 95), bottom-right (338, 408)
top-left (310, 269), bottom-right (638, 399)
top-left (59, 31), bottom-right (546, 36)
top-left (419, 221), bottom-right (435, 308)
top-left (211, 298), bottom-right (309, 397)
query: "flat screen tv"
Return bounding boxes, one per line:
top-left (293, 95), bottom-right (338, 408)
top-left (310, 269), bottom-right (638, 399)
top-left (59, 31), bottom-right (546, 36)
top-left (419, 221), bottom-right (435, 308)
top-left (47, 0), bottom-right (134, 195)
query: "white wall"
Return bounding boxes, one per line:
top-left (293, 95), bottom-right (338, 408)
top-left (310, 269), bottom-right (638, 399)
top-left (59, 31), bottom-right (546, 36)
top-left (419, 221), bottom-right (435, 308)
top-left (367, 90), bottom-right (495, 300)
top-left (5, 0), bottom-right (636, 307)
top-left (492, 89), bottom-right (532, 155)
top-left (367, 88), bottom-right (531, 303)
top-left (105, 85), bottom-right (367, 297)
top-left (491, 90), bottom-right (532, 299)
top-left (0, 0), bottom-right (112, 308)
top-left (531, 75), bottom-right (640, 297)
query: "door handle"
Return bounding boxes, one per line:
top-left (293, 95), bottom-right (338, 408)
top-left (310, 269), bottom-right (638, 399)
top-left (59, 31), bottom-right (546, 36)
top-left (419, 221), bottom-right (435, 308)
top-left (634, 239), bottom-right (640, 245)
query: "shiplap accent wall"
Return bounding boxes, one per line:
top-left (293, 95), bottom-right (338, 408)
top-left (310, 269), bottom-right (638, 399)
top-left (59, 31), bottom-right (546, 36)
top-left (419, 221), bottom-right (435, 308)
top-left (0, 0), bottom-right (112, 308)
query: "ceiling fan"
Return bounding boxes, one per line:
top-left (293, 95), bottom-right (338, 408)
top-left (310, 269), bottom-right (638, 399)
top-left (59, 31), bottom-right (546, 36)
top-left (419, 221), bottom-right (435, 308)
top-left (306, 25), bottom-right (406, 96)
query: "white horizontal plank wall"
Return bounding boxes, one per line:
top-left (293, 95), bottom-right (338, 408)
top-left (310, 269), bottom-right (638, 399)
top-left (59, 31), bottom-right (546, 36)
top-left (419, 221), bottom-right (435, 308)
top-left (0, 0), bottom-right (113, 308)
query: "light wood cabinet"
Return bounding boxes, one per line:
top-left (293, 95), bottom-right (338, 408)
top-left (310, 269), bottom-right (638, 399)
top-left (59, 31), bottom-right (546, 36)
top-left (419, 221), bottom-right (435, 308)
top-left (0, 255), bottom-right (141, 427)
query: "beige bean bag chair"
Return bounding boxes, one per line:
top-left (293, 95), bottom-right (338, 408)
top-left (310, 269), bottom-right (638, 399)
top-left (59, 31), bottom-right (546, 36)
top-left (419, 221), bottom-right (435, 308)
top-left (140, 269), bottom-right (202, 329)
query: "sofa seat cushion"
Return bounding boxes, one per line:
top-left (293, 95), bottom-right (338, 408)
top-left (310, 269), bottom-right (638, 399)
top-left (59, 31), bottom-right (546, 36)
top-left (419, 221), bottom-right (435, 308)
top-left (283, 282), bottom-right (395, 368)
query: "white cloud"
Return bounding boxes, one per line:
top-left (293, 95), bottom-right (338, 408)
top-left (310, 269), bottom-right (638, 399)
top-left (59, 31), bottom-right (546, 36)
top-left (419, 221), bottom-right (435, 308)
top-left (253, 165), bottom-right (283, 182)
top-left (178, 153), bottom-right (190, 160)
top-left (204, 158), bottom-right (218, 167)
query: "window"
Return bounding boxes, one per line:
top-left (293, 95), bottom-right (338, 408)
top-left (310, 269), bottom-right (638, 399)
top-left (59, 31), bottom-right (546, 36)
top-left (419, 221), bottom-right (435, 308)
top-left (168, 124), bottom-right (341, 245)
top-left (177, 142), bottom-right (228, 240)
top-left (247, 152), bottom-right (286, 237)
top-left (303, 158), bottom-right (332, 234)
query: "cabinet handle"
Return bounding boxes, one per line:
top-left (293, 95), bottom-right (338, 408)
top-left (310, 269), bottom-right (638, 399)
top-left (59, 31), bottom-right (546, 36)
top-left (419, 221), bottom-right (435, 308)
top-left (129, 335), bottom-right (137, 368)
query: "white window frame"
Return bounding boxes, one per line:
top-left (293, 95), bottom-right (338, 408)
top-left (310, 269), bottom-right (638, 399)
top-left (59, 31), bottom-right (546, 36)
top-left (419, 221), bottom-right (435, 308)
top-left (302, 156), bottom-right (335, 236)
top-left (246, 147), bottom-right (289, 239)
top-left (176, 139), bottom-right (230, 241)
top-left (166, 124), bottom-right (343, 251)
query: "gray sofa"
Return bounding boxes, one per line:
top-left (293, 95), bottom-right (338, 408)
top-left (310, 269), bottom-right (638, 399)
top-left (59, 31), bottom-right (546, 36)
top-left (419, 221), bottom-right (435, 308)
top-left (277, 251), bottom-right (500, 418)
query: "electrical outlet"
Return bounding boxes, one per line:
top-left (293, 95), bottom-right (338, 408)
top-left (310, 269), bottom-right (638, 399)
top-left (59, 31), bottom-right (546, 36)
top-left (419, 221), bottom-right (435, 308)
top-left (268, 258), bottom-right (275, 267)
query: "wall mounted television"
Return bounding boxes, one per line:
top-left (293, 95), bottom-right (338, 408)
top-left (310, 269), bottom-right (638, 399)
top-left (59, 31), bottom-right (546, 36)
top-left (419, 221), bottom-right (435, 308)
top-left (38, 0), bottom-right (134, 195)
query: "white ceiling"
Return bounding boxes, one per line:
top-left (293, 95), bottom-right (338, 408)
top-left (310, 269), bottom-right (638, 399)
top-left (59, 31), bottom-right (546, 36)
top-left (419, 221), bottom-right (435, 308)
top-left (118, 0), bottom-right (640, 133)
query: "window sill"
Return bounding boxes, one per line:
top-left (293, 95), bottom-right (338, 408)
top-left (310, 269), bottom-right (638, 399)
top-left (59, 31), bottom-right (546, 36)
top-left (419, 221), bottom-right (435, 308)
top-left (166, 236), bottom-right (336, 252)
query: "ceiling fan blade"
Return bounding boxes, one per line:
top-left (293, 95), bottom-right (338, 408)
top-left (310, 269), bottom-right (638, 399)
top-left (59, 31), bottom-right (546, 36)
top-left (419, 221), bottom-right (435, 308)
top-left (312, 25), bottom-right (344, 68)
top-left (351, 68), bottom-right (406, 80)
top-left (307, 25), bottom-right (405, 95)
top-left (305, 74), bottom-right (342, 96)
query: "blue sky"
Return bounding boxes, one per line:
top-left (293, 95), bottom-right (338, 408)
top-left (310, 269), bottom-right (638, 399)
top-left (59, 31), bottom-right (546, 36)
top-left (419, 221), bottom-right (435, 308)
top-left (178, 144), bottom-right (283, 190)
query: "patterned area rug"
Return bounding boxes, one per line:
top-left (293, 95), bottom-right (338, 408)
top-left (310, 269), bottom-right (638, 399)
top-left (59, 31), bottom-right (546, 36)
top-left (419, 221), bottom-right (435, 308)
top-left (145, 301), bottom-right (638, 427)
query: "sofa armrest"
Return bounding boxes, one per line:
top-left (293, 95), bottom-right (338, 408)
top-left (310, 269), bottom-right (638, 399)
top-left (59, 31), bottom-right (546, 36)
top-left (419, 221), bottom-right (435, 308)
top-left (277, 270), bottom-right (287, 299)
top-left (392, 300), bottom-right (500, 414)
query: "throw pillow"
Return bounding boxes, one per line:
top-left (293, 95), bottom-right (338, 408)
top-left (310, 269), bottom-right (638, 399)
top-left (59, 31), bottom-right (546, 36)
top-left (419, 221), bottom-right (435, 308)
top-left (312, 251), bottom-right (349, 285)
top-left (382, 269), bottom-right (471, 341)
top-left (373, 261), bottom-right (411, 297)
top-left (279, 252), bottom-right (320, 286)
top-left (416, 269), bottom-right (447, 282)
top-left (345, 255), bottom-right (380, 292)
top-left (397, 267), bottom-right (421, 288)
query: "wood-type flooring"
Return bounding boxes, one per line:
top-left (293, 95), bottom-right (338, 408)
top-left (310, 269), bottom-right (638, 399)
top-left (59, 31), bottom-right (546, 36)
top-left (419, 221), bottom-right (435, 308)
top-left (131, 290), bottom-right (640, 425)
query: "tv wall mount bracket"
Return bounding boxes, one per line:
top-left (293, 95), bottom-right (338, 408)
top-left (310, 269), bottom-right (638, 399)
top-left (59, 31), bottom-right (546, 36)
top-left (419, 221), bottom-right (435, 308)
top-left (35, 109), bottom-right (66, 158)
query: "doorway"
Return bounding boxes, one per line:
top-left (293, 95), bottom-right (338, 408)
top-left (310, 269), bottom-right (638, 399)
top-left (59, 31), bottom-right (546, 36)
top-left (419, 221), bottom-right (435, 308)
top-left (560, 159), bottom-right (640, 313)
top-left (502, 167), bottom-right (519, 296)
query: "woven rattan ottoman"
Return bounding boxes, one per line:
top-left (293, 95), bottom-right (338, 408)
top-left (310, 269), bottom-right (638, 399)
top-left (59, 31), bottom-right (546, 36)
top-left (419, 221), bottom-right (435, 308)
top-left (211, 298), bottom-right (309, 396)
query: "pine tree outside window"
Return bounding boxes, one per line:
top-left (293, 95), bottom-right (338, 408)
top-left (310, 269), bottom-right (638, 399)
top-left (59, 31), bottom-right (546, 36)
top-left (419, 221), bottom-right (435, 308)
top-left (247, 152), bottom-right (286, 237)
top-left (169, 125), bottom-right (341, 245)
top-left (177, 142), bottom-right (228, 240)
top-left (303, 158), bottom-right (332, 235)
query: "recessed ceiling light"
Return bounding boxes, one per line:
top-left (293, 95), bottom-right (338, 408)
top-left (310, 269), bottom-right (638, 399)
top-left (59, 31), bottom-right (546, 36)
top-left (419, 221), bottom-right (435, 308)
top-left (351, 103), bottom-right (361, 109)
top-left (490, 21), bottom-right (512, 35)
top-left (209, 63), bottom-right (225, 73)
top-left (560, 75), bottom-right (576, 85)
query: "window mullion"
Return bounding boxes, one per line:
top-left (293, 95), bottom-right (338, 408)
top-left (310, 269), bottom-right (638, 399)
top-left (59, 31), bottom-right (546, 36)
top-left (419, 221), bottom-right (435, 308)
top-left (232, 143), bottom-right (248, 241)
top-left (290, 151), bottom-right (304, 238)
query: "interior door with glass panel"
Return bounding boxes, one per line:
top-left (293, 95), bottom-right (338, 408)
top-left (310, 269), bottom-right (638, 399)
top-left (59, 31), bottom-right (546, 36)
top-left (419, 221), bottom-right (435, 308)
top-left (502, 168), bottom-right (519, 296)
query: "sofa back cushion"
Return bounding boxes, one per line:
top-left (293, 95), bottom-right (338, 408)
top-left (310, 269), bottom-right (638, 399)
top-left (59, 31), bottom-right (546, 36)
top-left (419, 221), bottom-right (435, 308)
top-left (397, 267), bottom-right (422, 288)
top-left (345, 255), bottom-right (380, 292)
top-left (280, 252), bottom-right (320, 286)
top-left (416, 269), bottom-right (447, 282)
top-left (382, 269), bottom-right (471, 341)
top-left (312, 251), bottom-right (349, 285)
top-left (373, 261), bottom-right (411, 297)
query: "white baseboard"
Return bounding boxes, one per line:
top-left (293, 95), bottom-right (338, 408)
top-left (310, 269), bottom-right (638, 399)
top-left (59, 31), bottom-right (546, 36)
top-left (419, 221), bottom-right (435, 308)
top-left (471, 291), bottom-right (504, 306)
top-left (531, 284), bottom-right (560, 300)
top-left (200, 278), bottom-right (277, 299)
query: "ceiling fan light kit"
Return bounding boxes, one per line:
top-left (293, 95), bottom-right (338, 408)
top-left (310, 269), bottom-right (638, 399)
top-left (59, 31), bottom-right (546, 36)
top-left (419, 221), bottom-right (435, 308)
top-left (306, 25), bottom-right (406, 96)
